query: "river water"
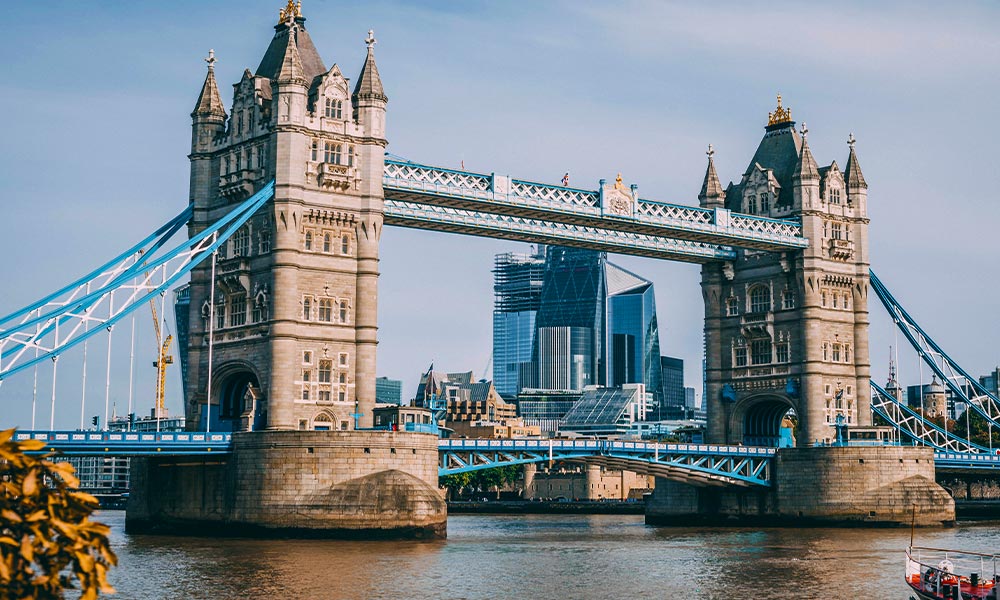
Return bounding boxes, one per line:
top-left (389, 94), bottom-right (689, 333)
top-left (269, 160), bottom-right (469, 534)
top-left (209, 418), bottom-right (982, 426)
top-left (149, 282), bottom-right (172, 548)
top-left (97, 511), bottom-right (997, 599)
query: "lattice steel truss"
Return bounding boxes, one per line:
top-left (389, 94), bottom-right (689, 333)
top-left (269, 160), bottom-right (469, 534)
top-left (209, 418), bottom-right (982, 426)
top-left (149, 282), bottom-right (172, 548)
top-left (438, 439), bottom-right (774, 487)
top-left (0, 181), bottom-right (275, 382)
top-left (870, 270), bottom-right (1000, 429)
top-left (383, 159), bottom-right (808, 253)
top-left (870, 381), bottom-right (987, 453)
top-left (384, 200), bottom-right (735, 263)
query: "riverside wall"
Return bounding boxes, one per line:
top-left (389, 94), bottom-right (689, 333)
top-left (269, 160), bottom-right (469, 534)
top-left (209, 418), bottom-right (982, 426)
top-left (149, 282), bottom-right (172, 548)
top-left (646, 446), bottom-right (955, 527)
top-left (126, 430), bottom-right (447, 539)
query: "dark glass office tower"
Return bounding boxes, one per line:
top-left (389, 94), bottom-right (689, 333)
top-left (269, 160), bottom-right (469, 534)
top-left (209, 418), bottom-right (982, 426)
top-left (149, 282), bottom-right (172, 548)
top-left (533, 248), bottom-right (607, 390)
top-left (607, 263), bottom-right (663, 410)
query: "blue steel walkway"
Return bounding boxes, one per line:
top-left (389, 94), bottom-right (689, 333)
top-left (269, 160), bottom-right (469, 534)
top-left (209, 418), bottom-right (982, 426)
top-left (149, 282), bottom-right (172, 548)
top-left (14, 431), bottom-right (1000, 484)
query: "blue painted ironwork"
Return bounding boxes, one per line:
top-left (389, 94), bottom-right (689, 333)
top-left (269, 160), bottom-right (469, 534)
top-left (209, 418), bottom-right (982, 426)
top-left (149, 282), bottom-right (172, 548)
top-left (14, 430), bottom-right (232, 456)
top-left (0, 182), bottom-right (275, 382)
top-left (870, 380), bottom-right (987, 453)
top-left (871, 270), bottom-right (1000, 428)
top-left (383, 159), bottom-right (809, 258)
top-left (438, 439), bottom-right (775, 487)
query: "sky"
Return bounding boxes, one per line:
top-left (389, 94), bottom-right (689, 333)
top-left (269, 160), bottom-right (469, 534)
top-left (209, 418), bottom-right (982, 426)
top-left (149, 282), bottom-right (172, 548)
top-left (1, 0), bottom-right (999, 429)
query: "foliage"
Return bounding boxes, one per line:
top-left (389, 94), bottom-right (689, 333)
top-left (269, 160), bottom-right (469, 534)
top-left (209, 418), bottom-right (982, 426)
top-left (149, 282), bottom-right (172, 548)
top-left (439, 464), bottom-right (523, 499)
top-left (0, 429), bottom-right (117, 599)
top-left (953, 409), bottom-right (1000, 449)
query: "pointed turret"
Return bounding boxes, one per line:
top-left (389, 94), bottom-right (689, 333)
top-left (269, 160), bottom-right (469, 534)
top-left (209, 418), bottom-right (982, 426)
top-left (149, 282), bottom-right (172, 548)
top-left (698, 144), bottom-right (725, 209)
top-left (844, 133), bottom-right (868, 213)
top-left (793, 123), bottom-right (819, 183)
top-left (276, 21), bottom-right (306, 84)
top-left (353, 30), bottom-right (387, 103)
top-left (192, 49), bottom-right (226, 119)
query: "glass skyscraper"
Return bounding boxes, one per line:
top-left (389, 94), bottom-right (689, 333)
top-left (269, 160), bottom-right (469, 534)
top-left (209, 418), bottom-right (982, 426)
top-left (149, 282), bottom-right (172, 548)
top-left (492, 245), bottom-right (665, 410)
top-left (492, 249), bottom-right (546, 398)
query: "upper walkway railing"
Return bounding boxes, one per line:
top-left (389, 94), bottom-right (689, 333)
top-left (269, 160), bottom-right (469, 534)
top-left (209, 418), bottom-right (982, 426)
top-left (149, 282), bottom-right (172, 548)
top-left (383, 159), bottom-right (809, 259)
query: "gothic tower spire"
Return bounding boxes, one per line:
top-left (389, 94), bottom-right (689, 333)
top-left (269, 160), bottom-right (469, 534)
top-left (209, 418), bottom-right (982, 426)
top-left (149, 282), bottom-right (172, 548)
top-left (192, 49), bottom-right (226, 119)
top-left (353, 30), bottom-right (387, 103)
top-left (698, 144), bottom-right (724, 209)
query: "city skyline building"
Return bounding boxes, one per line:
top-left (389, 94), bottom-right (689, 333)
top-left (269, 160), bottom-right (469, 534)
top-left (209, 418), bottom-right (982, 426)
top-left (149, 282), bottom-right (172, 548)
top-left (492, 248), bottom-right (547, 398)
top-left (375, 376), bottom-right (403, 404)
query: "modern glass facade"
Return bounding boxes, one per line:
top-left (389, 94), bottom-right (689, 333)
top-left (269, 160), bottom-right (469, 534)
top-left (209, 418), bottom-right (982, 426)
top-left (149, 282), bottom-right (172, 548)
top-left (660, 356), bottom-right (685, 418)
top-left (607, 263), bottom-right (663, 411)
top-left (375, 376), bottom-right (403, 404)
top-left (492, 249), bottom-right (546, 398)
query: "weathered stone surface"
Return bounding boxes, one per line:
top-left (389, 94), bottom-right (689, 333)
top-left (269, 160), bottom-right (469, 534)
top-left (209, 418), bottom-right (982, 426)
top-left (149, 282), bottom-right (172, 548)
top-left (126, 431), bottom-right (446, 539)
top-left (646, 446), bottom-right (955, 527)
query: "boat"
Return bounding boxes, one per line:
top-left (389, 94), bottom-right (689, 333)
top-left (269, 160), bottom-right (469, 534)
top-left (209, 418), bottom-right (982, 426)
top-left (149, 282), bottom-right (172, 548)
top-left (905, 545), bottom-right (998, 600)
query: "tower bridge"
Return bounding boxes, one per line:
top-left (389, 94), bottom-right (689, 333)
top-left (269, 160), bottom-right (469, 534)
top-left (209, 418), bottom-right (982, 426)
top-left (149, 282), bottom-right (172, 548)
top-left (1, 2), bottom-right (995, 536)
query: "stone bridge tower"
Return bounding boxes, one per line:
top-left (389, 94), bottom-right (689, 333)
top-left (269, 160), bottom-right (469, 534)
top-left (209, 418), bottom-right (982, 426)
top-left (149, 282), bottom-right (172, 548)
top-left (185, 3), bottom-right (386, 431)
top-left (701, 96), bottom-right (871, 446)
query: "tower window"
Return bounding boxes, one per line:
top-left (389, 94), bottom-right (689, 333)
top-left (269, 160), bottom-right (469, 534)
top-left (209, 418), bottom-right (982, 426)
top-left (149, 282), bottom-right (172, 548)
top-left (750, 339), bottom-right (772, 365)
top-left (301, 387), bottom-right (310, 401)
top-left (302, 297), bottom-right (312, 321)
top-left (823, 342), bottom-right (829, 361)
top-left (830, 187), bottom-right (842, 205)
top-left (323, 233), bottom-right (331, 253)
top-left (303, 351), bottom-right (312, 364)
top-left (305, 231), bottom-right (313, 251)
top-left (776, 342), bottom-right (790, 363)
top-left (726, 297), bottom-right (739, 316)
top-left (311, 139), bottom-right (319, 162)
top-left (749, 285), bottom-right (770, 314)
top-left (734, 346), bottom-right (747, 367)
top-left (324, 142), bottom-right (342, 164)
top-left (258, 227), bottom-right (271, 254)
top-left (748, 195), bottom-right (757, 214)
top-left (232, 226), bottom-right (250, 257)
top-left (831, 223), bottom-right (843, 240)
top-left (781, 290), bottom-right (795, 310)
top-left (229, 295), bottom-right (247, 327)
top-left (341, 234), bottom-right (350, 255)
top-left (216, 299), bottom-right (226, 330)
top-left (339, 352), bottom-right (349, 367)
top-left (759, 192), bottom-right (770, 213)
top-left (339, 300), bottom-right (349, 323)
top-left (832, 343), bottom-right (841, 362)
top-left (318, 360), bottom-right (332, 383)
top-left (325, 98), bottom-right (343, 119)
top-left (348, 146), bottom-right (355, 167)
top-left (319, 298), bottom-right (333, 322)
top-left (338, 389), bottom-right (347, 402)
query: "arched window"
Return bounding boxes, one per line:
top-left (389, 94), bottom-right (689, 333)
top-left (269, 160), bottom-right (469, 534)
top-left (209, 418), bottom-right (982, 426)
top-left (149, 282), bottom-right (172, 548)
top-left (340, 234), bottom-right (350, 255)
top-left (726, 296), bottom-right (739, 317)
top-left (324, 142), bottom-right (342, 164)
top-left (339, 299), bottom-right (349, 323)
top-left (750, 339), bottom-right (772, 365)
top-left (312, 412), bottom-right (333, 431)
top-left (781, 289), bottom-right (795, 310)
top-left (323, 233), bottom-right (331, 253)
top-left (749, 285), bottom-right (770, 314)
top-left (325, 97), bottom-right (343, 119)
top-left (304, 231), bottom-right (313, 250)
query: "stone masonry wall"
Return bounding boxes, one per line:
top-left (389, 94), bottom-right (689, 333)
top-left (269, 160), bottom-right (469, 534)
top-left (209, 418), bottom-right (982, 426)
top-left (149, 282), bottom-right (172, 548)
top-left (126, 430), bottom-right (446, 538)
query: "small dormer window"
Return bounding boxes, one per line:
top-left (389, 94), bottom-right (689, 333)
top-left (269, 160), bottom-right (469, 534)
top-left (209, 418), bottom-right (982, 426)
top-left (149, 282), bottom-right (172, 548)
top-left (325, 98), bottom-right (343, 119)
top-left (830, 187), bottom-right (842, 205)
top-left (759, 192), bottom-right (770, 213)
top-left (748, 195), bottom-right (757, 213)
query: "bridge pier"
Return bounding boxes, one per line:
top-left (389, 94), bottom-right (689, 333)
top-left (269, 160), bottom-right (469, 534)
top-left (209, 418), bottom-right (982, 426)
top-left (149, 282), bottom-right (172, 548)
top-left (646, 446), bottom-right (954, 527)
top-left (126, 431), bottom-right (446, 539)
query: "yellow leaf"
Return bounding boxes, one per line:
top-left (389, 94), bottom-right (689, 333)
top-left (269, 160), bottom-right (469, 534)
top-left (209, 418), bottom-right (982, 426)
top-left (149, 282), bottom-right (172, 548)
top-left (22, 470), bottom-right (38, 496)
top-left (20, 535), bottom-right (34, 563)
top-left (0, 429), bottom-right (13, 444)
top-left (1, 509), bottom-right (21, 523)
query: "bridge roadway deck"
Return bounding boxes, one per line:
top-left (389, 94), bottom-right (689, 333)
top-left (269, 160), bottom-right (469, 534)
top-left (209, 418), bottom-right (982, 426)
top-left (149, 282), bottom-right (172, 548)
top-left (14, 431), bottom-right (999, 485)
top-left (382, 159), bottom-right (810, 261)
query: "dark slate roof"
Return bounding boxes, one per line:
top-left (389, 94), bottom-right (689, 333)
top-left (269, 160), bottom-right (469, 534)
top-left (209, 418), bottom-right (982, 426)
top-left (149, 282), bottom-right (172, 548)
top-left (256, 19), bottom-right (327, 83)
top-left (457, 381), bottom-right (493, 402)
top-left (727, 121), bottom-right (802, 210)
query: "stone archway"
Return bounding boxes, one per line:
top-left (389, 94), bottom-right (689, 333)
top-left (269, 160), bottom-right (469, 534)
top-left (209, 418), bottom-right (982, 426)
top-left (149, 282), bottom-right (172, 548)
top-left (732, 395), bottom-right (797, 447)
top-left (213, 365), bottom-right (262, 431)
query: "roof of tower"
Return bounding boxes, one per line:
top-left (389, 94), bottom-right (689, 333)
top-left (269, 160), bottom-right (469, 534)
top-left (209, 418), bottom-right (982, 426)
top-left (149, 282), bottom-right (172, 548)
top-left (698, 144), bottom-right (724, 201)
top-left (353, 29), bottom-right (387, 102)
top-left (192, 49), bottom-right (226, 118)
top-left (793, 124), bottom-right (819, 182)
top-left (726, 96), bottom-right (802, 210)
top-left (256, 17), bottom-right (327, 84)
top-left (845, 133), bottom-right (868, 190)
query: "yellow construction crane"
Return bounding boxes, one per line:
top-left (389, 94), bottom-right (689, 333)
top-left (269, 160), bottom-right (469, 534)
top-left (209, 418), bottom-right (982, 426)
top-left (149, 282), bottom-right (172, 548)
top-left (149, 300), bottom-right (173, 417)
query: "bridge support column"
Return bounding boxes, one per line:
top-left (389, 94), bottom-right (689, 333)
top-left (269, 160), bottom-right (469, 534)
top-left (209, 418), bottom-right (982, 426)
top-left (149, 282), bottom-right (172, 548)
top-left (126, 431), bottom-right (446, 538)
top-left (646, 446), bottom-right (955, 527)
